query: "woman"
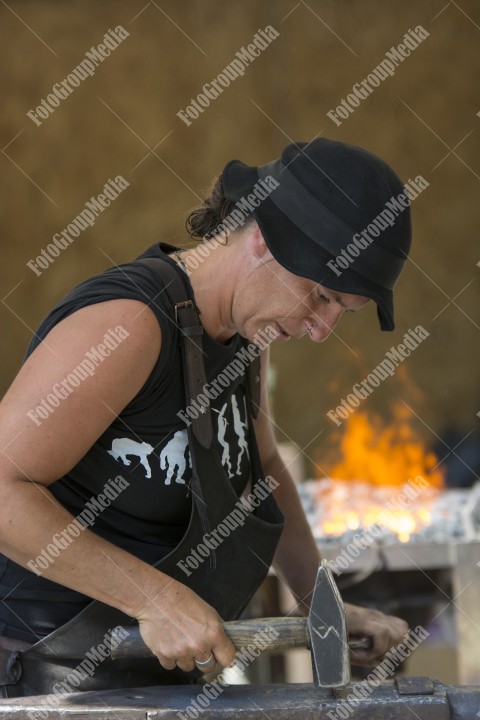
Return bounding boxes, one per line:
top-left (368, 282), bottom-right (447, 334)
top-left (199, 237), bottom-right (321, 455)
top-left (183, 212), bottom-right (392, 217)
top-left (0, 138), bottom-right (410, 696)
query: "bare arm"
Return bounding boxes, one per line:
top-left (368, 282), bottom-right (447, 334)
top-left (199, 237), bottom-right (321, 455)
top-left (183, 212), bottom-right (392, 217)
top-left (252, 346), bottom-right (409, 664)
top-left (0, 299), bottom-right (235, 670)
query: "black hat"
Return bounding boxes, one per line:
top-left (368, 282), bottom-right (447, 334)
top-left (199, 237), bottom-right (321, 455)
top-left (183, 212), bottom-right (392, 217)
top-left (222, 138), bottom-right (412, 331)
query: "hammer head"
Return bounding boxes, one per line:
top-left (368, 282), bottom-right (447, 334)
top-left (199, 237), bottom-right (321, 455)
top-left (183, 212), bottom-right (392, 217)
top-left (309, 559), bottom-right (350, 688)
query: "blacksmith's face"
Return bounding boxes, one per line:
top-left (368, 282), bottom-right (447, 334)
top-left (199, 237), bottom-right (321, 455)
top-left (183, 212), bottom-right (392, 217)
top-left (234, 227), bottom-right (370, 343)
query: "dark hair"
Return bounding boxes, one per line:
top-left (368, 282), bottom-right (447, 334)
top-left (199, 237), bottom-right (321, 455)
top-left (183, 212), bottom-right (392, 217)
top-left (185, 175), bottom-right (253, 240)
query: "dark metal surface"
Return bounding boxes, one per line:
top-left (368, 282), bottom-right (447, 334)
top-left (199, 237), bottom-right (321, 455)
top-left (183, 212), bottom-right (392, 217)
top-left (0, 680), bottom-right (479, 719)
top-left (308, 560), bottom-right (350, 687)
top-left (396, 676), bottom-right (435, 695)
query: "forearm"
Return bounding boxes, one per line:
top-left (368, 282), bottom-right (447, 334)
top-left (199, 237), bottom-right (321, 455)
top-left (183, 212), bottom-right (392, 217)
top-left (0, 477), bottom-right (173, 620)
top-left (264, 451), bottom-right (321, 614)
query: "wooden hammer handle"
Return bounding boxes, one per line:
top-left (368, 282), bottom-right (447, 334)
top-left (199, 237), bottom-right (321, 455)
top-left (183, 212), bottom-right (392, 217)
top-left (110, 617), bottom-right (309, 661)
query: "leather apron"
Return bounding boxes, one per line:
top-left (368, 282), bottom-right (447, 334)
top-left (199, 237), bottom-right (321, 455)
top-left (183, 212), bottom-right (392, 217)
top-left (3, 257), bottom-right (285, 696)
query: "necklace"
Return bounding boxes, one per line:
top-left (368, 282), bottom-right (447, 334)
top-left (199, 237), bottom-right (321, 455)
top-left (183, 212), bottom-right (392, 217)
top-left (174, 251), bottom-right (188, 275)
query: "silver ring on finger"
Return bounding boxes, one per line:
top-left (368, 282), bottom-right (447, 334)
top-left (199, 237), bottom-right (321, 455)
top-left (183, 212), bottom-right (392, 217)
top-left (194, 653), bottom-right (215, 669)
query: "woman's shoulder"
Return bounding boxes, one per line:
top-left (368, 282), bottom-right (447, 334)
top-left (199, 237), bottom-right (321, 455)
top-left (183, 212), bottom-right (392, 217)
top-left (61, 243), bottom-right (185, 316)
top-left (25, 243), bottom-right (186, 359)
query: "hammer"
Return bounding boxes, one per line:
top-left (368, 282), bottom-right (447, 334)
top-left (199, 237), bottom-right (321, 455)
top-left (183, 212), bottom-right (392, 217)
top-left (111, 560), bottom-right (371, 688)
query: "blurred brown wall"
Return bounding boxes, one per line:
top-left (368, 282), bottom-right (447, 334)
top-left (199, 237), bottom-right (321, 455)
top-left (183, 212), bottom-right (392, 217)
top-left (1, 0), bottom-right (479, 475)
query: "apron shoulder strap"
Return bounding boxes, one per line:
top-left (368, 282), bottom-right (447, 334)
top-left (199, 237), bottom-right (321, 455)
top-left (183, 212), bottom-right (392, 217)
top-left (138, 256), bottom-right (213, 449)
top-left (138, 256), bottom-right (214, 560)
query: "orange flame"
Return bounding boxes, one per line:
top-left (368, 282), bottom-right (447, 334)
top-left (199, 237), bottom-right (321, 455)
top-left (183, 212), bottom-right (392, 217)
top-left (315, 405), bottom-right (445, 541)
top-left (321, 404), bottom-right (445, 489)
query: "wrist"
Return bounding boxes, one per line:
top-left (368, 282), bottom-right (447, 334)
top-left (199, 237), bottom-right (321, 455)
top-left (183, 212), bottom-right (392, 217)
top-left (123, 567), bottom-right (182, 620)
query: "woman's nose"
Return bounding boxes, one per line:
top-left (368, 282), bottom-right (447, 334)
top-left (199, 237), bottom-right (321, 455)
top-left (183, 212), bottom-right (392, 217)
top-left (309, 310), bottom-right (343, 342)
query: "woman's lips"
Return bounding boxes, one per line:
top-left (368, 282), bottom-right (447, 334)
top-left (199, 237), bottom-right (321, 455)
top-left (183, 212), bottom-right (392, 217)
top-left (275, 322), bottom-right (291, 342)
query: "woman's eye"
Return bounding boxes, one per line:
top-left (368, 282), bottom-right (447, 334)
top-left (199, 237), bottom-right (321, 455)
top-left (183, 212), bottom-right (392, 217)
top-left (317, 294), bottom-right (330, 304)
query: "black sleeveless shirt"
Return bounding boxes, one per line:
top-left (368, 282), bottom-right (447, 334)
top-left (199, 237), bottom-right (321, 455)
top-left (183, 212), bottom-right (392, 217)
top-left (0, 243), bottom-right (253, 641)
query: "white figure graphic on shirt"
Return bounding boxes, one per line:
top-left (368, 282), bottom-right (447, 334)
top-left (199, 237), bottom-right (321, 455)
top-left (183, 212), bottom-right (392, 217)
top-left (108, 438), bottom-right (154, 479)
top-left (159, 429), bottom-right (191, 485)
top-left (232, 394), bottom-right (249, 475)
top-left (108, 395), bottom-right (249, 486)
top-left (213, 404), bottom-right (233, 478)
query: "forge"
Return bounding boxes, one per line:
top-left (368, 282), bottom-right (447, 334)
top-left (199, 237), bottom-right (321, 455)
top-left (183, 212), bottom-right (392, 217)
top-left (297, 406), bottom-right (480, 684)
